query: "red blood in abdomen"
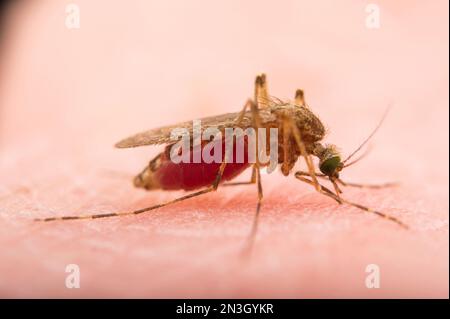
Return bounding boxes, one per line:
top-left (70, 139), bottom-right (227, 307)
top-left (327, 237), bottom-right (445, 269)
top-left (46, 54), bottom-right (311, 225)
top-left (153, 138), bottom-right (251, 191)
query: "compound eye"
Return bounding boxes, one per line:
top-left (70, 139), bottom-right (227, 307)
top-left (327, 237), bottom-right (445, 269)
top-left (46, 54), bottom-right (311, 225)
top-left (319, 156), bottom-right (341, 176)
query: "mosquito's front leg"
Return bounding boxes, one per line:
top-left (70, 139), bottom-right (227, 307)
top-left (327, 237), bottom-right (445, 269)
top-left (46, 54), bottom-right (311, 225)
top-left (282, 115), bottom-right (321, 192)
top-left (330, 178), bottom-right (343, 198)
top-left (294, 172), bottom-right (408, 229)
top-left (296, 171), bottom-right (397, 191)
top-left (296, 170), bottom-right (343, 198)
top-left (34, 187), bottom-right (216, 222)
top-left (295, 170), bottom-right (326, 178)
top-left (294, 172), bottom-right (342, 204)
top-left (337, 179), bottom-right (399, 189)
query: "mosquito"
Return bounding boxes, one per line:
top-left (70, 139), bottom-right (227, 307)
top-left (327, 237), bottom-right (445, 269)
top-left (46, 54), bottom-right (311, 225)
top-left (35, 74), bottom-right (408, 249)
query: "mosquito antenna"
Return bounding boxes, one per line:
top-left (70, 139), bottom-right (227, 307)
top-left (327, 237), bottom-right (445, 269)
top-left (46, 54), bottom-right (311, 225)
top-left (343, 105), bottom-right (391, 165)
top-left (343, 144), bottom-right (373, 168)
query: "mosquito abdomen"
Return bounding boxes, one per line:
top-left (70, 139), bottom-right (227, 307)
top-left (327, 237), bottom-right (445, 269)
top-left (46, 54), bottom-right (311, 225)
top-left (136, 137), bottom-right (251, 191)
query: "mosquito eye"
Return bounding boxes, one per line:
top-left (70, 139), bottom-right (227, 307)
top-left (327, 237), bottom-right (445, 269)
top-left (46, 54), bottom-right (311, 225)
top-left (319, 156), bottom-right (341, 176)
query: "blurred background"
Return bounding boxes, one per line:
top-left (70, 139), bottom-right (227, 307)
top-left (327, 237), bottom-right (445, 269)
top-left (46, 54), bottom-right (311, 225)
top-left (0, 0), bottom-right (448, 298)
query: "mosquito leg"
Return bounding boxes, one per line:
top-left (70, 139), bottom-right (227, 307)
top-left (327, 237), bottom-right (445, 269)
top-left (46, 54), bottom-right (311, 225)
top-left (296, 170), bottom-right (326, 178)
top-left (295, 172), bottom-right (408, 229)
top-left (341, 198), bottom-right (409, 229)
top-left (241, 165), bottom-right (263, 255)
top-left (337, 179), bottom-right (399, 189)
top-left (228, 86), bottom-right (261, 181)
top-left (295, 89), bottom-right (305, 106)
top-left (283, 116), bottom-right (321, 192)
top-left (235, 74), bottom-right (269, 128)
top-left (217, 93), bottom-right (265, 252)
top-left (279, 114), bottom-right (293, 175)
top-left (331, 178), bottom-right (343, 196)
top-left (294, 173), bottom-right (341, 204)
top-left (34, 187), bottom-right (216, 222)
top-left (235, 74), bottom-right (268, 125)
top-left (250, 164), bottom-right (257, 183)
top-left (255, 73), bottom-right (269, 108)
top-left (221, 181), bottom-right (253, 187)
top-left (234, 81), bottom-right (267, 252)
top-left (289, 89), bottom-right (321, 190)
top-left (223, 166), bottom-right (257, 187)
top-left (39, 133), bottom-right (240, 222)
top-left (296, 170), bottom-right (342, 197)
top-left (221, 94), bottom-right (259, 187)
top-left (297, 171), bottom-right (398, 189)
top-left (297, 171), bottom-right (396, 192)
top-left (291, 126), bottom-right (320, 191)
top-left (38, 137), bottom-right (240, 223)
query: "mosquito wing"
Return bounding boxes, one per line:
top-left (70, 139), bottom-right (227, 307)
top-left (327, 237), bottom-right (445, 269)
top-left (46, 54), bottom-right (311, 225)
top-left (115, 108), bottom-right (276, 148)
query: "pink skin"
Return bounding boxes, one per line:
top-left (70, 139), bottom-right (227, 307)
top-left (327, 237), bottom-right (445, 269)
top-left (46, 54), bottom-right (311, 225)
top-left (0, 1), bottom-right (448, 297)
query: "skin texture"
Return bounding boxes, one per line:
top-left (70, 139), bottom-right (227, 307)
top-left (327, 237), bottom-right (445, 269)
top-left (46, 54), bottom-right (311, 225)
top-left (0, 0), bottom-right (448, 298)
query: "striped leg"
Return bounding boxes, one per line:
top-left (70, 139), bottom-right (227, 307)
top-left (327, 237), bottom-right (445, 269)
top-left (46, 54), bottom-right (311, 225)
top-left (294, 172), bottom-right (408, 229)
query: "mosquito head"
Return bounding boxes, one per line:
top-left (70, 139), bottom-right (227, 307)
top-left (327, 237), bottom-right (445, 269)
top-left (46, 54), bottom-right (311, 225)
top-left (314, 143), bottom-right (343, 179)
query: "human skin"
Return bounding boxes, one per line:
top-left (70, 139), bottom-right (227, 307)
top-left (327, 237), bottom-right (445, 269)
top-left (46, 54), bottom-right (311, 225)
top-left (0, 0), bottom-right (448, 298)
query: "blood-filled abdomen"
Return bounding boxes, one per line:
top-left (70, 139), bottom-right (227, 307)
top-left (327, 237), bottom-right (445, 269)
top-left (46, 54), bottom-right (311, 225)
top-left (135, 137), bottom-right (251, 191)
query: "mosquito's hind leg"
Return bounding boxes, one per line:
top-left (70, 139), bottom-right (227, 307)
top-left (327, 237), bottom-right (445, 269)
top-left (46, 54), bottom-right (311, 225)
top-left (36, 95), bottom-right (262, 222)
top-left (36, 78), bottom-right (265, 223)
top-left (37, 148), bottom-right (236, 222)
top-left (34, 187), bottom-right (215, 222)
top-left (282, 115), bottom-right (321, 192)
